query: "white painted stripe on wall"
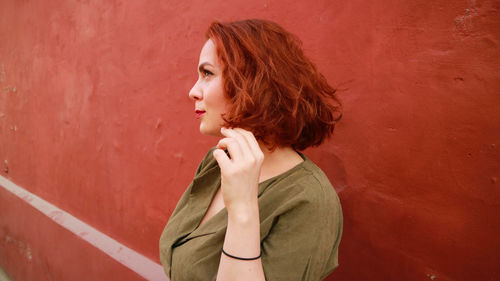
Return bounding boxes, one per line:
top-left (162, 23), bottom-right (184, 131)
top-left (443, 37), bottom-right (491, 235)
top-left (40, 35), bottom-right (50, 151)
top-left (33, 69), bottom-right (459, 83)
top-left (0, 175), bottom-right (169, 281)
top-left (0, 265), bottom-right (14, 281)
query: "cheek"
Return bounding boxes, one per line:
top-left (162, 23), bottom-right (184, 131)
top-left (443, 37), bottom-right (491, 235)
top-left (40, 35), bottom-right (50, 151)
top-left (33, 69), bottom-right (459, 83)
top-left (209, 81), bottom-right (227, 110)
top-left (216, 94), bottom-right (229, 114)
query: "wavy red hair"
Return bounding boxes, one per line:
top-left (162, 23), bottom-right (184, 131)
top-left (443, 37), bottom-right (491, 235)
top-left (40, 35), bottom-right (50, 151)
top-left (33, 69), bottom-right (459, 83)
top-left (206, 19), bottom-right (342, 151)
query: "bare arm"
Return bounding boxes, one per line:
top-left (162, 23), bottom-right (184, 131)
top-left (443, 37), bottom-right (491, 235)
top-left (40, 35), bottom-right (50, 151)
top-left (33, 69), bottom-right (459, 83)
top-left (213, 127), bottom-right (266, 281)
top-left (217, 201), bottom-right (265, 280)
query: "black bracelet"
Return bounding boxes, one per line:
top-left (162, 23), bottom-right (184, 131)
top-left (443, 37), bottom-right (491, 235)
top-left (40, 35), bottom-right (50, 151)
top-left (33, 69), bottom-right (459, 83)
top-left (221, 248), bottom-right (262, 261)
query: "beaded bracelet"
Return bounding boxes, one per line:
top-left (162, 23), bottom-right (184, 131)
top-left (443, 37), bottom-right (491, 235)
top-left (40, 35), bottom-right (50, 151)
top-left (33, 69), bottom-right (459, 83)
top-left (222, 248), bottom-right (262, 261)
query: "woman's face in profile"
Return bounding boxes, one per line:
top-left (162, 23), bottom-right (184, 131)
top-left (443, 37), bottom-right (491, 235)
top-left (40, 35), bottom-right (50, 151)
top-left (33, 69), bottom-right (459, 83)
top-left (189, 39), bottom-right (227, 137)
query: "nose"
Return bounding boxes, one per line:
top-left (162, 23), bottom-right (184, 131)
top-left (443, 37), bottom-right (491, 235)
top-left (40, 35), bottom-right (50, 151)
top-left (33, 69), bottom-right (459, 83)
top-left (188, 80), bottom-right (202, 101)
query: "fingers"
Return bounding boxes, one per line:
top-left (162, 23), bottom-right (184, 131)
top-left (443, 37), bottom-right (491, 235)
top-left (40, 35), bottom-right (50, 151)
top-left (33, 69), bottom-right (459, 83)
top-left (218, 128), bottom-right (251, 161)
top-left (213, 128), bottom-right (263, 210)
top-left (213, 148), bottom-right (231, 171)
top-left (232, 128), bottom-right (264, 161)
top-left (216, 127), bottom-right (264, 164)
top-left (216, 137), bottom-right (244, 162)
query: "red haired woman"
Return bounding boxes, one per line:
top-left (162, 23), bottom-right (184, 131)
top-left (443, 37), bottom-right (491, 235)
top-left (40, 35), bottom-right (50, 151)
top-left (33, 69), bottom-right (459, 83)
top-left (160, 19), bottom-right (343, 281)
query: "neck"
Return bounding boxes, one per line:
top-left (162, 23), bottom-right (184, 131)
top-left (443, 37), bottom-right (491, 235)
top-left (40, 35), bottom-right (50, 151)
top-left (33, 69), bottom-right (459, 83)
top-left (258, 143), bottom-right (304, 183)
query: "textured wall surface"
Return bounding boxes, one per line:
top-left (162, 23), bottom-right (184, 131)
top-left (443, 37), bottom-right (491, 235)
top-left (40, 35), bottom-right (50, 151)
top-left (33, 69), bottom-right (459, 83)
top-left (1, 0), bottom-right (499, 280)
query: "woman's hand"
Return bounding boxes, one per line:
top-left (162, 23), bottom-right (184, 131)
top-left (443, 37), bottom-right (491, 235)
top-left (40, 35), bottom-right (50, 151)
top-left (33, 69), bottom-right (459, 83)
top-left (213, 127), bottom-right (267, 281)
top-left (212, 127), bottom-right (264, 214)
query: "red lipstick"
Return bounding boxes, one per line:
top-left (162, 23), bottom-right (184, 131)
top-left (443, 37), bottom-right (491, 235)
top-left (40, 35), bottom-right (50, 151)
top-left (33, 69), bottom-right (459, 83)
top-left (195, 110), bottom-right (206, 119)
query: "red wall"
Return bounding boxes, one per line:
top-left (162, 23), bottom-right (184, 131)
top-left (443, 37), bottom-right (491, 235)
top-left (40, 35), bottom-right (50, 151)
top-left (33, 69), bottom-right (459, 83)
top-left (1, 0), bottom-right (499, 280)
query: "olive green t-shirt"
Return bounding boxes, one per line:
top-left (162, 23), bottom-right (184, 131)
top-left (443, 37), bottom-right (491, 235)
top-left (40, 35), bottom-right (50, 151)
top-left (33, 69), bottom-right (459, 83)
top-left (159, 148), bottom-right (342, 281)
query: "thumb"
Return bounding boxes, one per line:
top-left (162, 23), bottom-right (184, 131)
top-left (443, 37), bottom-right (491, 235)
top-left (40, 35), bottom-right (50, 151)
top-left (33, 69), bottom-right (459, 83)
top-left (213, 148), bottom-right (231, 171)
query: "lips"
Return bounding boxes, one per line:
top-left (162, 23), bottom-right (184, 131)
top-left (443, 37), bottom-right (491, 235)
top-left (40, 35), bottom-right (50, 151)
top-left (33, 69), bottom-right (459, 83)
top-left (195, 110), bottom-right (206, 119)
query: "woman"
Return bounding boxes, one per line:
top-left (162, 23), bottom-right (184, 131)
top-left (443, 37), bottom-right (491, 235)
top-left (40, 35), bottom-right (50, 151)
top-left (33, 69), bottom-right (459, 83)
top-left (159, 19), bottom-right (343, 281)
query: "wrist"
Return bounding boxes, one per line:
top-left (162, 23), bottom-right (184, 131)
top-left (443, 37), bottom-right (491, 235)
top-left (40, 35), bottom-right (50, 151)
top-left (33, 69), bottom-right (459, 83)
top-left (227, 200), bottom-right (259, 225)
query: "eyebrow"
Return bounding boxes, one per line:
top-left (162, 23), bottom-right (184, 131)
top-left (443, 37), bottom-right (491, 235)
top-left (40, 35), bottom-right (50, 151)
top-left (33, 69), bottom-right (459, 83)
top-left (198, 62), bottom-right (214, 73)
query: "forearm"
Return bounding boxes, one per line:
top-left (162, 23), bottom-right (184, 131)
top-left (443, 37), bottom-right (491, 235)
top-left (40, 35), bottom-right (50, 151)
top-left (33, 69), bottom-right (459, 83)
top-left (216, 201), bottom-right (266, 281)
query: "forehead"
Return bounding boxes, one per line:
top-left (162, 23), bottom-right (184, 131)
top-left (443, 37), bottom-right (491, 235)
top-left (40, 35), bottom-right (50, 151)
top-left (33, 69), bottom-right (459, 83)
top-left (198, 39), bottom-right (219, 65)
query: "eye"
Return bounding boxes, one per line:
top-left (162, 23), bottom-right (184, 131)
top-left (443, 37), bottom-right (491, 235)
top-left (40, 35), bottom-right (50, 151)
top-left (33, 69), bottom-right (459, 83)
top-left (201, 69), bottom-right (213, 78)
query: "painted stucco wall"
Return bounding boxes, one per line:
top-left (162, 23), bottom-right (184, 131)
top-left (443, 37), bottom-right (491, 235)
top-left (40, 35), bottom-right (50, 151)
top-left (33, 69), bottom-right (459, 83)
top-left (1, 0), bottom-right (499, 280)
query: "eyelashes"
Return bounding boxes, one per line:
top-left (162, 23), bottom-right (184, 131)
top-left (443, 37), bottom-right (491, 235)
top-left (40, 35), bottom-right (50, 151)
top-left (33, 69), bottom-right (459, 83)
top-left (202, 69), bottom-right (213, 77)
top-left (199, 67), bottom-right (214, 78)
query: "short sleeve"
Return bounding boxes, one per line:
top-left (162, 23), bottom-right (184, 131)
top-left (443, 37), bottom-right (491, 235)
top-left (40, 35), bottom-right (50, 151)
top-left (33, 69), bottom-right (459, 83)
top-left (159, 147), bottom-right (219, 276)
top-left (164, 147), bottom-right (217, 228)
top-left (260, 181), bottom-right (342, 281)
top-left (194, 147), bottom-right (217, 176)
